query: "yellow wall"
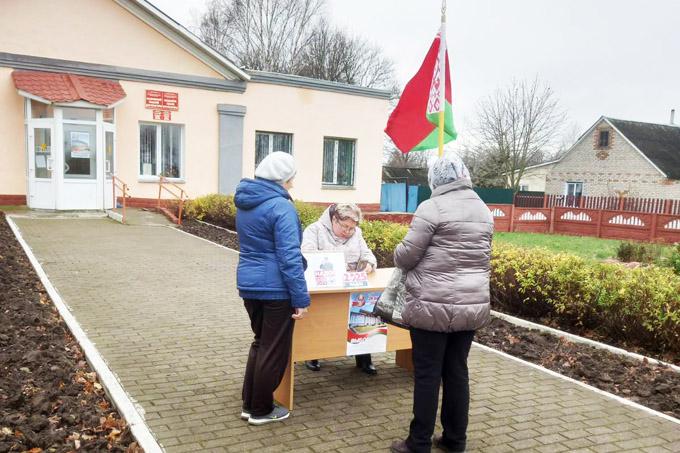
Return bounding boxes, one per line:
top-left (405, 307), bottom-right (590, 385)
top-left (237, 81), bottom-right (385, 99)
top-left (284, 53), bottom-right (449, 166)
top-left (0, 68), bottom-right (27, 195)
top-left (0, 0), bottom-right (388, 205)
top-left (114, 80), bottom-right (387, 203)
top-left (240, 83), bottom-right (387, 203)
top-left (1, 0), bottom-right (223, 79)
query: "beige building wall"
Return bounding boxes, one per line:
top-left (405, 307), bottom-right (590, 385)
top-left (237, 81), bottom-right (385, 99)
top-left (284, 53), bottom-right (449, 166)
top-left (0, 0), bottom-right (388, 205)
top-left (0, 0), bottom-right (223, 79)
top-left (111, 80), bottom-right (386, 203)
top-left (546, 119), bottom-right (680, 198)
top-left (0, 68), bottom-right (27, 196)
top-left (511, 164), bottom-right (554, 192)
top-left (240, 83), bottom-right (387, 203)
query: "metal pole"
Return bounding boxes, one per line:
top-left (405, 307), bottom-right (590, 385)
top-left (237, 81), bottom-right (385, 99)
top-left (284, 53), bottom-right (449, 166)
top-left (437, 0), bottom-right (447, 157)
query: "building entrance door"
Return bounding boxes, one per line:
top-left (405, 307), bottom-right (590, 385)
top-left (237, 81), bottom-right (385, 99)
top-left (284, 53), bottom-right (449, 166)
top-left (27, 123), bottom-right (56, 209)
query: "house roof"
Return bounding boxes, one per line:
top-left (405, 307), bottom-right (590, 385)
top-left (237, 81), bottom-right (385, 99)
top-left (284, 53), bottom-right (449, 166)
top-left (382, 166), bottom-right (429, 186)
top-left (12, 70), bottom-right (126, 107)
top-left (606, 117), bottom-right (680, 179)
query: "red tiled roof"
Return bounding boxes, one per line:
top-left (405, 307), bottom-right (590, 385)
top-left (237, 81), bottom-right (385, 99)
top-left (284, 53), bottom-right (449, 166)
top-left (12, 70), bottom-right (126, 106)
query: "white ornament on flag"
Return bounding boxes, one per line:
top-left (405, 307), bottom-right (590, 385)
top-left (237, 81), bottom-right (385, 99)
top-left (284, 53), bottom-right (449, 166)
top-left (426, 34), bottom-right (443, 116)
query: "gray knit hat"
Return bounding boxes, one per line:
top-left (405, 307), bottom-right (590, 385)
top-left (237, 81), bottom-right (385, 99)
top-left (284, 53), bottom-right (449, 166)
top-left (255, 152), bottom-right (297, 183)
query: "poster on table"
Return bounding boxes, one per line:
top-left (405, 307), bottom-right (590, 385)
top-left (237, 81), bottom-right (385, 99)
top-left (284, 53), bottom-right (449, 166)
top-left (302, 251), bottom-right (346, 290)
top-left (346, 291), bottom-right (387, 355)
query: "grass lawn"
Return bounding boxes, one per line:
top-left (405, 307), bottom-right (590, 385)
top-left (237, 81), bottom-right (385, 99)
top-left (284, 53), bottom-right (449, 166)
top-left (493, 232), bottom-right (624, 261)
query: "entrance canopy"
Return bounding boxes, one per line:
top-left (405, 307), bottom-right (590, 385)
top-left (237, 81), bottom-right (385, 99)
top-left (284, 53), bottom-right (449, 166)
top-left (12, 70), bottom-right (126, 107)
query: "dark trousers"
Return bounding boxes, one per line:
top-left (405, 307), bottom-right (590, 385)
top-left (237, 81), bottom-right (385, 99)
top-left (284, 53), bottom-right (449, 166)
top-left (406, 328), bottom-right (475, 453)
top-left (241, 298), bottom-right (294, 416)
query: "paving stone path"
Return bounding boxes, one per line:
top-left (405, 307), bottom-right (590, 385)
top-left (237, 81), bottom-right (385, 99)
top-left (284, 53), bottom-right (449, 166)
top-left (11, 214), bottom-right (680, 452)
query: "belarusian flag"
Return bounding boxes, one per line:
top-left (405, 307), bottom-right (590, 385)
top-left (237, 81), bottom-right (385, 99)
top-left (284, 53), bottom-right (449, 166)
top-left (385, 29), bottom-right (457, 153)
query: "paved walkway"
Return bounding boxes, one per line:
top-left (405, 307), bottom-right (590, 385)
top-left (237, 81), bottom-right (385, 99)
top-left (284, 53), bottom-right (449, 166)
top-left (11, 213), bottom-right (680, 453)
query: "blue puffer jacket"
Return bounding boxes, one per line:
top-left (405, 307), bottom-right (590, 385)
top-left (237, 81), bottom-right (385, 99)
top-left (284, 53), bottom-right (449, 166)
top-left (234, 178), bottom-right (310, 308)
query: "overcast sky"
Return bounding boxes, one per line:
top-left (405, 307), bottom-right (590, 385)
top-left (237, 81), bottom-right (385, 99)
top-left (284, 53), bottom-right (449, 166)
top-left (150, 0), bottom-right (680, 146)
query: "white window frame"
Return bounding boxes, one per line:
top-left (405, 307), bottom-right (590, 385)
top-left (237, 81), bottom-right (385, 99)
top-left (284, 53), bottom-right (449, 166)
top-left (322, 137), bottom-right (356, 187)
top-left (519, 184), bottom-right (529, 192)
top-left (254, 131), bottom-right (293, 168)
top-left (138, 122), bottom-right (185, 182)
top-left (564, 181), bottom-right (583, 197)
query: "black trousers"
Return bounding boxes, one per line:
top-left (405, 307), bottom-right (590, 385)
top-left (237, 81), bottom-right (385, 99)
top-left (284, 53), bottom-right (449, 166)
top-left (406, 328), bottom-right (475, 453)
top-left (241, 298), bottom-right (294, 417)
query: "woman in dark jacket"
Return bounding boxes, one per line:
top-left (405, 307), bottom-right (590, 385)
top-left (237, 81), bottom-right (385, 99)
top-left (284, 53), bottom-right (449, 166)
top-left (235, 151), bottom-right (310, 426)
top-left (390, 153), bottom-right (494, 453)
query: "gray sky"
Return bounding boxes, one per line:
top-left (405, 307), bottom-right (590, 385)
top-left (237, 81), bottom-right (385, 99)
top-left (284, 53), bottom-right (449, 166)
top-left (150, 0), bottom-right (680, 146)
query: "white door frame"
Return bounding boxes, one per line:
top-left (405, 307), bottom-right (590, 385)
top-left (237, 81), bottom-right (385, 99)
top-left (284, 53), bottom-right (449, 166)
top-left (24, 99), bottom-right (117, 210)
top-left (26, 118), bottom-right (56, 209)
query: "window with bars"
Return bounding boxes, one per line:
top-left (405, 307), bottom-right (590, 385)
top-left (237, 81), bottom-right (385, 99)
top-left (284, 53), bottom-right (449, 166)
top-left (322, 137), bottom-right (356, 186)
top-left (139, 123), bottom-right (183, 178)
top-left (255, 131), bottom-right (293, 167)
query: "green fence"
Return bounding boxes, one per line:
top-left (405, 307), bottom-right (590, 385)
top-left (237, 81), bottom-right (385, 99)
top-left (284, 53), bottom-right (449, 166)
top-left (473, 187), bottom-right (514, 204)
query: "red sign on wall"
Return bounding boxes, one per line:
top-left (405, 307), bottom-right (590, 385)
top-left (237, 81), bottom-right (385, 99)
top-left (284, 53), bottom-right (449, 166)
top-left (145, 90), bottom-right (179, 111)
top-left (152, 110), bottom-right (172, 121)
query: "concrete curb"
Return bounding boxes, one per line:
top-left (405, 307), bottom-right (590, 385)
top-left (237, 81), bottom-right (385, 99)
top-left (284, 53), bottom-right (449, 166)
top-left (491, 310), bottom-right (680, 373)
top-left (6, 216), bottom-right (164, 453)
top-left (195, 218), bottom-right (238, 234)
top-left (473, 342), bottom-right (680, 426)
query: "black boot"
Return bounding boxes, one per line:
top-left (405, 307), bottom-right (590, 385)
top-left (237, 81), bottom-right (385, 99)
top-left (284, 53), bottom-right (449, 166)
top-left (305, 359), bottom-right (321, 371)
top-left (355, 354), bottom-right (377, 375)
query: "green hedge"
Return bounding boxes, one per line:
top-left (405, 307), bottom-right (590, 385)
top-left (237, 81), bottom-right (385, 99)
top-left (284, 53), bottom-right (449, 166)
top-left (184, 194), bottom-right (236, 229)
top-left (184, 193), bottom-right (680, 355)
top-left (491, 243), bottom-right (680, 355)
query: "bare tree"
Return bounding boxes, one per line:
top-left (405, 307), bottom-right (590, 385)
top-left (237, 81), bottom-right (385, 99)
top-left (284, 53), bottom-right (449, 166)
top-left (297, 20), bottom-right (396, 89)
top-left (199, 0), bottom-right (324, 73)
top-left (475, 78), bottom-right (566, 191)
top-left (199, 0), bottom-right (396, 89)
top-left (383, 136), bottom-right (432, 168)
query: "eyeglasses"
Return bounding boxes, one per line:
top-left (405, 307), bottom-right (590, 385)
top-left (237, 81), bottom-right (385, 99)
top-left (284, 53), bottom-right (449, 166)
top-left (333, 216), bottom-right (357, 235)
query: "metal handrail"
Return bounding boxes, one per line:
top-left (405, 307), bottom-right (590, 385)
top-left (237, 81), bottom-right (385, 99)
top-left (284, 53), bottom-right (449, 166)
top-left (157, 176), bottom-right (189, 225)
top-left (111, 176), bottom-right (131, 224)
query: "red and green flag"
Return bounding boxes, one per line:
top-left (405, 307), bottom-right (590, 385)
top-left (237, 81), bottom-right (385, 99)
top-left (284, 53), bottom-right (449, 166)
top-left (385, 28), bottom-right (457, 154)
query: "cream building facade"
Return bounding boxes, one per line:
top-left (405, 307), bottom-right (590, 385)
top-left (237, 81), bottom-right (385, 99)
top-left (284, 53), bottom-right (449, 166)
top-left (511, 161), bottom-right (557, 192)
top-left (0, 0), bottom-right (390, 210)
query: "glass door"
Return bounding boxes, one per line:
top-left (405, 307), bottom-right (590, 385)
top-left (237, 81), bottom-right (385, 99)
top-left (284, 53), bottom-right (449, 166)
top-left (103, 125), bottom-right (115, 209)
top-left (27, 124), bottom-right (56, 209)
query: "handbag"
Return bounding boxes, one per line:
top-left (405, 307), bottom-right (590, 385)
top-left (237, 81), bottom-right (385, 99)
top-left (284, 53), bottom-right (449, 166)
top-left (372, 268), bottom-right (408, 328)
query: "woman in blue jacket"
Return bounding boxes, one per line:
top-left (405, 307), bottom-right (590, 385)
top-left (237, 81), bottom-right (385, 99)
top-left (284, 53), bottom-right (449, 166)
top-left (235, 152), bottom-right (310, 425)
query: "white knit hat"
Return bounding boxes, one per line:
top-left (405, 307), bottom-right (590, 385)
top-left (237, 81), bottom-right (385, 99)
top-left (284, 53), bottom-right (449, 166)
top-left (255, 152), bottom-right (297, 183)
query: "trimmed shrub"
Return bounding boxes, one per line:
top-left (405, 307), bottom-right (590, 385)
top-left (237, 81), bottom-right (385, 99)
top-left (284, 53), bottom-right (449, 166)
top-left (294, 201), bottom-right (325, 229)
top-left (616, 241), bottom-right (665, 264)
top-left (491, 243), bottom-right (680, 355)
top-left (184, 194), bottom-right (236, 229)
top-left (360, 220), bottom-right (408, 268)
top-left (669, 243), bottom-right (680, 275)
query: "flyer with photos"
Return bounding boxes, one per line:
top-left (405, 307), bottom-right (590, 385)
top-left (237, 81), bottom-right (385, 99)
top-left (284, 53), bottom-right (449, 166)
top-left (303, 251), bottom-right (346, 290)
top-left (346, 291), bottom-right (387, 355)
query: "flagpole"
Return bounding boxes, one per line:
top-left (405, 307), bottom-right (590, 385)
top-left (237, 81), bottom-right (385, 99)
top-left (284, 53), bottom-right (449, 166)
top-left (438, 0), bottom-right (447, 157)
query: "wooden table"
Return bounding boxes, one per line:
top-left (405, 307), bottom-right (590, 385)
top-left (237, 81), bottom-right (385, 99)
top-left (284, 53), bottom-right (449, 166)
top-left (274, 267), bottom-right (413, 410)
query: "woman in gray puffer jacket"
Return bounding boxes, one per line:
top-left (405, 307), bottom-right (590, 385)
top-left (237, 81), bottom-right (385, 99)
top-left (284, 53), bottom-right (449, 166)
top-left (390, 153), bottom-right (493, 453)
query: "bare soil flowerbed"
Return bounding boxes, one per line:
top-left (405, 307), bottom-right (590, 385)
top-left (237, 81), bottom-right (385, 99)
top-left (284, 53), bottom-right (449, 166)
top-left (182, 219), bottom-right (680, 420)
top-left (0, 212), bottom-right (140, 453)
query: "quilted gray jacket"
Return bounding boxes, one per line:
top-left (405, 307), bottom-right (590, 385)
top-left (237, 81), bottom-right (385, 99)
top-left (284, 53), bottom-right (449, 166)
top-left (393, 179), bottom-right (494, 332)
